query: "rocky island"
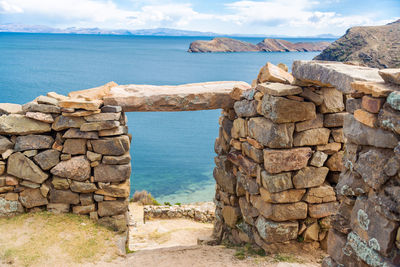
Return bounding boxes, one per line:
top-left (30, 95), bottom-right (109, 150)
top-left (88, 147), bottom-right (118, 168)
top-left (315, 19), bottom-right (400, 68)
top-left (188, 37), bottom-right (331, 52)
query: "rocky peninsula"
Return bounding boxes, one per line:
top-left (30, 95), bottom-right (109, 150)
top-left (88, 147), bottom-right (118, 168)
top-left (315, 19), bottom-right (400, 68)
top-left (188, 37), bottom-right (331, 53)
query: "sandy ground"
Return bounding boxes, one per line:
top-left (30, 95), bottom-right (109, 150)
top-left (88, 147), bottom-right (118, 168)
top-left (0, 205), bottom-right (325, 267)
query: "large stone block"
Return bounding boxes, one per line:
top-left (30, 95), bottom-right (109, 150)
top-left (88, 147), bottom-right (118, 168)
top-left (7, 152), bottom-right (48, 184)
top-left (344, 114), bottom-right (399, 148)
top-left (0, 197), bottom-right (24, 216)
top-left (295, 114), bottom-right (323, 132)
top-left (58, 99), bottom-right (103, 111)
top-left (309, 202), bottom-right (338, 218)
top-left (227, 151), bottom-right (257, 177)
top-left (50, 156), bottom-right (91, 181)
top-left (303, 184), bottom-right (336, 204)
top-left (256, 82), bottom-right (302, 96)
top-left (0, 114), bottom-right (51, 135)
top-left (350, 198), bottom-right (398, 256)
top-left (84, 112), bottom-right (121, 122)
top-left (0, 136), bottom-right (13, 154)
top-left (102, 153), bottom-right (131, 165)
top-left (379, 69), bottom-right (400, 85)
top-left (19, 188), bottom-right (48, 208)
top-left (255, 216), bottom-right (298, 243)
top-left (90, 136), bottom-right (130, 156)
top-left (252, 196), bottom-right (307, 221)
top-left (52, 115), bottom-right (86, 131)
top-left (257, 62), bottom-right (294, 84)
top-left (237, 171), bottom-right (259, 194)
top-left (263, 148), bottom-right (312, 174)
top-left (94, 163), bottom-right (131, 183)
top-left (22, 102), bottom-right (60, 113)
top-left (260, 187), bottom-right (305, 203)
top-left (336, 170), bottom-right (368, 197)
top-left (238, 197), bottom-right (259, 225)
top-left (325, 151), bottom-right (344, 172)
top-left (378, 103), bottom-right (400, 134)
top-left (293, 167), bottom-right (329, 189)
top-left (293, 128), bottom-right (330, 146)
top-left (63, 128), bottom-right (99, 139)
top-left (233, 100), bottom-right (257, 117)
top-left (98, 200), bottom-right (127, 217)
top-left (300, 87), bottom-right (324, 105)
top-left (95, 180), bottom-right (130, 198)
top-left (14, 135), bottom-right (54, 151)
top-left (241, 142), bottom-right (263, 163)
top-left (292, 60), bottom-right (382, 94)
top-left (324, 112), bottom-right (346, 127)
top-left (222, 205), bottom-right (241, 228)
top-left (319, 87), bottom-right (345, 113)
top-left (354, 148), bottom-right (394, 190)
top-left (62, 139), bottom-right (87, 155)
top-left (248, 117), bottom-right (294, 148)
top-left (361, 95), bottom-right (385, 113)
top-left (49, 189), bottom-right (80, 204)
top-left (231, 118), bottom-right (247, 139)
top-left (80, 121), bottom-right (120, 132)
top-left (70, 181), bottom-right (97, 193)
top-left (260, 171), bottom-right (293, 193)
top-left (213, 167), bottom-right (236, 194)
top-left (261, 95), bottom-right (316, 123)
top-left (72, 204), bottom-right (96, 215)
top-left (33, 149), bottom-right (60, 170)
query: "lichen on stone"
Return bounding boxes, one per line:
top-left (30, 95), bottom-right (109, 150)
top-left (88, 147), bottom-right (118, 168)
top-left (357, 209), bottom-right (370, 231)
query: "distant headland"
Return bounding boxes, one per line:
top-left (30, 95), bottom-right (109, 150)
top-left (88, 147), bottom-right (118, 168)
top-left (188, 37), bottom-right (331, 53)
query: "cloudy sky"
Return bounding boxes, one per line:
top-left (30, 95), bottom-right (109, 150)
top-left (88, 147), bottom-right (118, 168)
top-left (0, 0), bottom-right (399, 36)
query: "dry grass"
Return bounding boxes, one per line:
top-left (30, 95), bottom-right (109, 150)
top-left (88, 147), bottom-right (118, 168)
top-left (0, 212), bottom-right (120, 267)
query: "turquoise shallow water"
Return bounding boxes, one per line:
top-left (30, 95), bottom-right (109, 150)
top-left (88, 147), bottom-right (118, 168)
top-left (0, 33), bottom-right (331, 203)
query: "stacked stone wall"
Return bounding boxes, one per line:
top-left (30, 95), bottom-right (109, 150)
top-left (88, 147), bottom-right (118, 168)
top-left (323, 70), bottom-right (400, 266)
top-left (213, 61), bottom-right (400, 266)
top-left (0, 94), bottom-right (131, 233)
top-left (213, 62), bottom-right (343, 251)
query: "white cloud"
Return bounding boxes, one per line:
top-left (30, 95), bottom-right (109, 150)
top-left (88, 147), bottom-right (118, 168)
top-left (0, 0), bottom-right (23, 13)
top-left (0, 0), bottom-right (397, 35)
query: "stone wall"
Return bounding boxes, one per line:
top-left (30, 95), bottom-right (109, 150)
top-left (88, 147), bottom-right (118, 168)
top-left (323, 70), bottom-right (400, 266)
top-left (213, 61), bottom-right (400, 266)
top-left (144, 202), bottom-right (215, 223)
top-left (0, 94), bottom-right (131, 233)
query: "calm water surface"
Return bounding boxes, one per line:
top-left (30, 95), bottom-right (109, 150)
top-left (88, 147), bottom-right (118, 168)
top-left (0, 33), bottom-right (330, 203)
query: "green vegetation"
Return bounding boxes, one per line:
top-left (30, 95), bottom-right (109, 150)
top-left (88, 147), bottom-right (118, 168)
top-left (273, 253), bottom-right (304, 263)
top-left (163, 202), bottom-right (171, 206)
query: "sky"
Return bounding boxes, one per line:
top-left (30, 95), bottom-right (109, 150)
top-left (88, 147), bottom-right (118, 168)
top-left (0, 0), bottom-right (399, 36)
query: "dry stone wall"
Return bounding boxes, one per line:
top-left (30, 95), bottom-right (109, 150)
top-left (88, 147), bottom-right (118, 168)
top-left (0, 94), bottom-right (131, 233)
top-left (213, 61), bottom-right (400, 267)
top-left (213, 62), bottom-right (343, 253)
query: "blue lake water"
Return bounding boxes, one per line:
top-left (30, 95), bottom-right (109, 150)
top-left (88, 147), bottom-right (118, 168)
top-left (0, 33), bottom-right (332, 203)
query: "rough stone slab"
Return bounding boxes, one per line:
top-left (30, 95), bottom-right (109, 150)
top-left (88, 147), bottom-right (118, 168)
top-left (62, 110), bottom-right (100, 117)
top-left (70, 181), bottom-right (97, 193)
top-left (233, 100), bottom-right (257, 117)
top-left (387, 91), bottom-right (400, 111)
top-left (52, 115), bottom-right (86, 131)
top-left (22, 102), bottom-right (61, 114)
top-left (292, 60), bottom-right (383, 93)
top-left (62, 139), bottom-right (87, 155)
top-left (95, 180), bottom-right (130, 198)
top-left (15, 135), bottom-right (54, 152)
top-left (293, 167), bottom-right (329, 189)
top-left (98, 200), bottom-right (127, 217)
top-left (0, 103), bottom-right (23, 115)
top-left (248, 117), bottom-right (294, 148)
top-left (255, 216), bottom-right (298, 243)
top-left (7, 152), bottom-right (48, 184)
top-left (257, 62), bottom-right (295, 84)
top-left (33, 149), bottom-right (60, 171)
top-left (94, 163), bottom-right (131, 183)
top-left (98, 126), bottom-right (128, 137)
top-left (91, 136), bottom-right (130, 156)
top-left (25, 112), bottom-right (54, 123)
top-left (260, 187), bottom-right (305, 203)
top-left (361, 95), bottom-right (385, 114)
top-left (0, 136), bottom-right (13, 154)
top-left (80, 120), bottom-right (120, 132)
top-left (49, 189), bottom-right (80, 204)
top-left (50, 156), bottom-right (91, 181)
top-left (344, 114), bottom-right (399, 148)
top-left (293, 128), bottom-right (330, 146)
top-left (253, 197), bottom-right (308, 221)
top-left (309, 202), bottom-right (339, 218)
top-left (260, 171), bottom-right (293, 193)
top-left (103, 81), bottom-right (249, 111)
top-left (256, 82), bottom-right (302, 96)
top-left (58, 99), bottom-right (103, 111)
top-left (379, 68), bottom-right (400, 85)
top-left (63, 128), bottom-right (99, 139)
top-left (263, 147), bottom-right (312, 174)
top-left (0, 114), bottom-right (51, 135)
top-left (84, 112), bottom-right (121, 122)
top-left (19, 188), bottom-right (48, 208)
top-left (0, 197), bottom-right (24, 216)
top-left (261, 94), bottom-right (316, 123)
top-left (102, 153), bottom-right (131, 165)
top-left (351, 81), bottom-right (398, 97)
top-left (295, 114), bottom-right (323, 132)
